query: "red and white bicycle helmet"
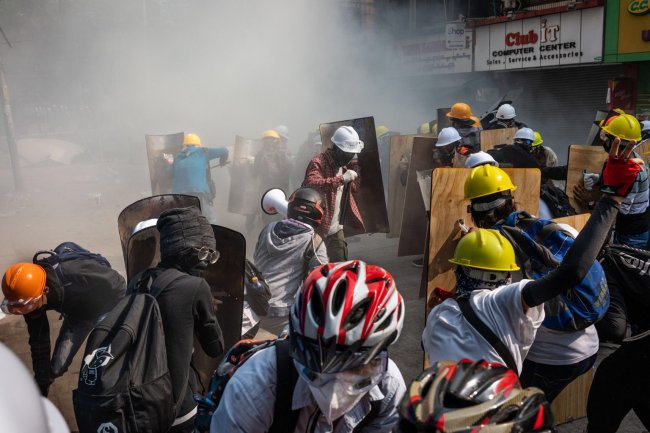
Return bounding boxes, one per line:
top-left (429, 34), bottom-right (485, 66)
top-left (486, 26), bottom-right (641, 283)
top-left (290, 260), bottom-right (404, 373)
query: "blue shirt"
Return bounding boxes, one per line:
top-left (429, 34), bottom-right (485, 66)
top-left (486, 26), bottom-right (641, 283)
top-left (172, 146), bottom-right (228, 195)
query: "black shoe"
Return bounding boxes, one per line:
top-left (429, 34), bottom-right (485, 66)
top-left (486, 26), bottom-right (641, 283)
top-left (411, 257), bottom-right (424, 268)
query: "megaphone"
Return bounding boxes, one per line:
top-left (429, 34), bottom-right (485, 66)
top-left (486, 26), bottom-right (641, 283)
top-left (261, 188), bottom-right (288, 216)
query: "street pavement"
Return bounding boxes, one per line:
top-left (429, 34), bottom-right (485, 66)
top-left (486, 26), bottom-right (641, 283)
top-left (347, 233), bottom-right (646, 433)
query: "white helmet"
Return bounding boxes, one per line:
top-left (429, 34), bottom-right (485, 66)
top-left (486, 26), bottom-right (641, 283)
top-left (465, 151), bottom-right (499, 168)
top-left (436, 127), bottom-right (462, 147)
top-left (0, 343), bottom-right (70, 433)
top-left (331, 126), bottom-right (364, 153)
top-left (514, 127), bottom-right (535, 142)
top-left (641, 120), bottom-right (650, 133)
top-left (496, 104), bottom-right (516, 120)
top-left (274, 125), bottom-right (290, 140)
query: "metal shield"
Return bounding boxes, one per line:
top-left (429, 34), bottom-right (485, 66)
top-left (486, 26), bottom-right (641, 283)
top-left (387, 135), bottom-right (416, 238)
top-left (125, 224), bottom-right (245, 387)
top-left (117, 194), bottom-right (201, 270)
top-left (228, 135), bottom-right (263, 215)
top-left (145, 132), bottom-right (184, 195)
top-left (397, 136), bottom-right (437, 256)
top-left (319, 117), bottom-right (389, 234)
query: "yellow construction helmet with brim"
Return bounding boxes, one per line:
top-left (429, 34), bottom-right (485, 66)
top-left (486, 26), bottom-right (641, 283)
top-left (449, 229), bottom-right (520, 271)
top-left (599, 110), bottom-right (642, 142)
top-left (464, 165), bottom-right (517, 200)
top-left (183, 133), bottom-right (202, 146)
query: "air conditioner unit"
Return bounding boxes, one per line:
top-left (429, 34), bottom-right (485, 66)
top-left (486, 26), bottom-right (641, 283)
top-left (502, 0), bottom-right (518, 11)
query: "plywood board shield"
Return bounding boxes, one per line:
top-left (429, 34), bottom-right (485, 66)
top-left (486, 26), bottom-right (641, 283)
top-left (388, 134), bottom-right (418, 238)
top-left (565, 145), bottom-right (608, 214)
top-left (397, 136), bottom-right (437, 256)
top-left (319, 117), bottom-right (389, 234)
top-left (425, 168), bottom-right (541, 314)
top-left (553, 213), bottom-right (591, 232)
top-left (480, 128), bottom-right (517, 151)
top-left (550, 369), bottom-right (593, 424)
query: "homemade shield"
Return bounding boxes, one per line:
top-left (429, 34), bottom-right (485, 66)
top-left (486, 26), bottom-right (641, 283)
top-left (425, 168), bottom-right (541, 313)
top-left (565, 145), bottom-right (608, 214)
top-left (145, 132), bottom-right (184, 195)
top-left (125, 224), bottom-right (245, 387)
top-left (228, 135), bottom-right (263, 215)
top-left (117, 194), bottom-right (201, 270)
top-left (480, 128), bottom-right (517, 151)
top-left (319, 117), bottom-right (389, 234)
top-left (388, 135), bottom-right (419, 238)
top-left (397, 136), bottom-right (437, 256)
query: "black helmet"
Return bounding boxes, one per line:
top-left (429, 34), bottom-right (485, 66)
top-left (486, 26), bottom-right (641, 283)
top-left (287, 187), bottom-right (324, 229)
top-left (398, 359), bottom-right (556, 433)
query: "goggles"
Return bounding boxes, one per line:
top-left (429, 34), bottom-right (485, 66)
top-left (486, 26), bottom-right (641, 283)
top-left (194, 247), bottom-right (220, 264)
top-left (297, 351), bottom-right (389, 395)
top-left (514, 139), bottom-right (533, 147)
top-left (1, 293), bottom-right (45, 315)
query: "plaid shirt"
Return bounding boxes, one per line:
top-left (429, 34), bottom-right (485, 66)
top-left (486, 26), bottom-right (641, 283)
top-left (302, 151), bottom-right (364, 237)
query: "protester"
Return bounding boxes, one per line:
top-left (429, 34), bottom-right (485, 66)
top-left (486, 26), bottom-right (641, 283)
top-left (446, 102), bottom-right (481, 156)
top-left (487, 127), bottom-right (539, 168)
top-left (302, 126), bottom-right (365, 261)
top-left (211, 260), bottom-right (406, 433)
top-left (253, 187), bottom-right (328, 336)
top-left (397, 359), bottom-right (555, 433)
top-left (129, 206), bottom-right (224, 432)
top-left (1, 245), bottom-right (126, 397)
top-left (423, 140), bottom-right (643, 377)
top-left (172, 133), bottom-right (229, 223)
top-left (486, 103), bottom-right (527, 130)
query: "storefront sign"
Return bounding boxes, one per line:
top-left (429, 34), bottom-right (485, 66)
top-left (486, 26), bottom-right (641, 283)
top-left (474, 7), bottom-right (603, 71)
top-left (395, 29), bottom-right (472, 75)
top-left (628, 0), bottom-right (650, 15)
top-left (618, 0), bottom-right (650, 54)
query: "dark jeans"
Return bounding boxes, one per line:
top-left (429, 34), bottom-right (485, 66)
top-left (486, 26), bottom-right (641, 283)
top-left (520, 354), bottom-right (597, 403)
top-left (325, 230), bottom-right (348, 262)
top-left (587, 334), bottom-right (650, 432)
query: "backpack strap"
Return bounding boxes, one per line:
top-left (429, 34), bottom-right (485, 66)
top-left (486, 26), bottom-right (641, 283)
top-left (269, 339), bottom-right (300, 433)
top-left (456, 297), bottom-right (518, 373)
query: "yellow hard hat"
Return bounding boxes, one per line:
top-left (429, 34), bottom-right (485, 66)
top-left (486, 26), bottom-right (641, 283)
top-left (532, 131), bottom-right (543, 147)
top-left (446, 102), bottom-right (473, 120)
top-left (183, 133), bottom-right (202, 146)
top-left (464, 165), bottom-right (517, 200)
top-left (449, 229), bottom-right (520, 271)
top-left (376, 125), bottom-right (390, 137)
top-left (600, 111), bottom-right (642, 142)
top-left (261, 129), bottom-right (281, 140)
top-left (418, 122), bottom-right (430, 134)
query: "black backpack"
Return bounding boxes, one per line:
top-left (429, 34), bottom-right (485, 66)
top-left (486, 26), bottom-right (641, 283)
top-left (73, 268), bottom-right (184, 433)
top-left (540, 184), bottom-right (577, 218)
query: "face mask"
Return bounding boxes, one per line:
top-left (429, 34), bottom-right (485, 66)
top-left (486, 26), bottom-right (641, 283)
top-left (295, 354), bottom-right (388, 423)
top-left (455, 267), bottom-right (511, 296)
top-left (331, 148), bottom-right (355, 167)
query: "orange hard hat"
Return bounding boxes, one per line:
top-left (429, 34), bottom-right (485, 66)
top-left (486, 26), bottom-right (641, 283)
top-left (446, 102), bottom-right (473, 120)
top-left (1, 263), bottom-right (47, 315)
top-left (261, 130), bottom-right (281, 140)
top-left (183, 133), bottom-right (202, 146)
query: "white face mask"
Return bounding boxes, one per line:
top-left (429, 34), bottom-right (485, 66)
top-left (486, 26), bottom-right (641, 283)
top-left (295, 354), bottom-right (388, 424)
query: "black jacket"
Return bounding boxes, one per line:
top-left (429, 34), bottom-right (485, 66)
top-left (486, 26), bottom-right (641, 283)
top-left (24, 260), bottom-right (126, 394)
top-left (488, 145), bottom-right (540, 169)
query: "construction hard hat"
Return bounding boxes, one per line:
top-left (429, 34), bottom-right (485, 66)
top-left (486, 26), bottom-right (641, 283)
top-left (183, 133), bottom-right (202, 146)
top-left (449, 229), bottom-right (520, 271)
top-left (376, 125), bottom-right (390, 137)
top-left (464, 164), bottom-right (517, 200)
top-left (496, 103), bottom-right (516, 120)
top-left (600, 112), bottom-right (642, 142)
top-left (446, 102), bottom-right (473, 120)
top-left (331, 126), bottom-right (364, 153)
top-left (514, 127), bottom-right (535, 142)
top-left (465, 151), bottom-right (499, 168)
top-left (533, 131), bottom-right (543, 146)
top-left (1, 263), bottom-right (47, 315)
top-left (261, 129), bottom-right (281, 140)
top-left (274, 125), bottom-right (290, 140)
top-left (470, 115), bottom-right (481, 128)
top-left (418, 122), bottom-right (431, 134)
top-left (436, 127), bottom-right (462, 147)
top-left (0, 343), bottom-right (71, 433)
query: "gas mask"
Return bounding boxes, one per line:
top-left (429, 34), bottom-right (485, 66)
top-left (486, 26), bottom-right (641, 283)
top-left (295, 352), bottom-right (388, 423)
top-left (433, 144), bottom-right (455, 167)
top-left (330, 147), bottom-right (356, 167)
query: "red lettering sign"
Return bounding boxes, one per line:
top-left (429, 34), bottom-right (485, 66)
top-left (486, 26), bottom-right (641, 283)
top-left (505, 30), bottom-right (539, 47)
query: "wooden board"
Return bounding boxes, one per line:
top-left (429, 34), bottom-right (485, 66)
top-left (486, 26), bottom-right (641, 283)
top-left (553, 213), bottom-right (590, 231)
top-left (551, 369), bottom-right (593, 424)
top-left (398, 136), bottom-right (437, 256)
top-left (565, 145), bottom-right (608, 214)
top-left (425, 168), bottom-right (541, 314)
top-left (388, 135), bottom-right (417, 238)
top-left (480, 127), bottom-right (517, 151)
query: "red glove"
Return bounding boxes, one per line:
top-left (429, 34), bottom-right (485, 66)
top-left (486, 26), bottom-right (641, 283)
top-left (600, 156), bottom-right (642, 197)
